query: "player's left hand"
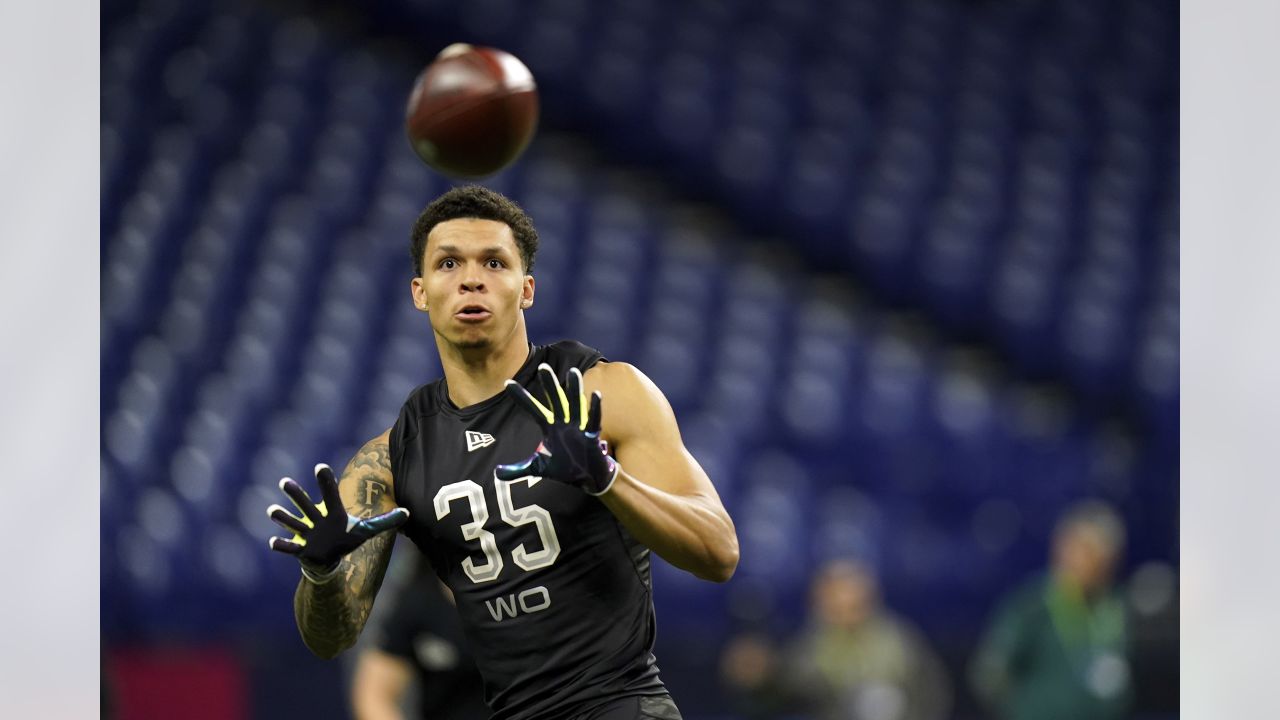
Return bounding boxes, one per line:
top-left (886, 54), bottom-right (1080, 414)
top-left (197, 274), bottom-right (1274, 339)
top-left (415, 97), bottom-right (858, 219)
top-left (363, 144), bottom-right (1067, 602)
top-left (495, 364), bottom-right (619, 496)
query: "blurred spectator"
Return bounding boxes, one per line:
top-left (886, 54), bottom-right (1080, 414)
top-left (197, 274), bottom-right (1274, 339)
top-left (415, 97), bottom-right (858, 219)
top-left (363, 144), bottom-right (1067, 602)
top-left (969, 500), bottom-right (1132, 720)
top-left (351, 550), bottom-right (488, 720)
top-left (721, 559), bottom-right (951, 720)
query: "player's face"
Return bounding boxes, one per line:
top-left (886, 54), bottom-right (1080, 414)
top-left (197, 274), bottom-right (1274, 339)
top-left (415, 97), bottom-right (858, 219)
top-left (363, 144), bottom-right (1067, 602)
top-left (412, 219), bottom-right (535, 351)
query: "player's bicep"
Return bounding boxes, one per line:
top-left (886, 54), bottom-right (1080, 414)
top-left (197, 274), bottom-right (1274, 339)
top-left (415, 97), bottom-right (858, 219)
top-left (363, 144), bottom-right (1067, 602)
top-left (596, 363), bottom-right (721, 501)
top-left (338, 430), bottom-right (398, 519)
top-left (336, 432), bottom-right (400, 610)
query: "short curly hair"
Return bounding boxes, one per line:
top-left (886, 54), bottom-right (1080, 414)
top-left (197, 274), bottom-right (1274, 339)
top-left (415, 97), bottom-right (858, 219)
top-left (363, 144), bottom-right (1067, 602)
top-left (410, 186), bottom-right (539, 276)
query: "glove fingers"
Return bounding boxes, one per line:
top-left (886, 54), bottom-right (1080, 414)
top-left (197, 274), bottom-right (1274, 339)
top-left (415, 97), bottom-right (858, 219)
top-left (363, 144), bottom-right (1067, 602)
top-left (536, 364), bottom-right (556, 410)
top-left (566, 367), bottom-right (585, 429)
top-left (280, 478), bottom-right (324, 522)
top-left (504, 380), bottom-right (554, 424)
top-left (538, 364), bottom-right (570, 423)
top-left (585, 391), bottom-right (603, 435)
top-left (315, 464), bottom-right (342, 512)
top-left (359, 507), bottom-right (410, 537)
top-left (267, 504), bottom-right (310, 534)
top-left (268, 536), bottom-right (303, 555)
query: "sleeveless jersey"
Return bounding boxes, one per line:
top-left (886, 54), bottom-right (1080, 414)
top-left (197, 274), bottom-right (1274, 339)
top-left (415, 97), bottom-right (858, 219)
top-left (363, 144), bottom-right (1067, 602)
top-left (389, 341), bottom-right (667, 720)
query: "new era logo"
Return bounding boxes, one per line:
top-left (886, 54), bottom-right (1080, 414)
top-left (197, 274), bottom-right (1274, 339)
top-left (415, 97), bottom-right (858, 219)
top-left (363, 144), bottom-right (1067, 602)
top-left (466, 431), bottom-right (496, 452)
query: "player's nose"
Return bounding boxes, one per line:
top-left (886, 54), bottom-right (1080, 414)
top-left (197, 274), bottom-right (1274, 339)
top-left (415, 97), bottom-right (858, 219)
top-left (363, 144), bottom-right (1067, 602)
top-left (459, 272), bottom-right (485, 292)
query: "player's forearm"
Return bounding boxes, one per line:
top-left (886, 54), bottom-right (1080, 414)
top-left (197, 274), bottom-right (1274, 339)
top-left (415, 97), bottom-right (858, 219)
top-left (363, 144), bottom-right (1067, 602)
top-left (293, 533), bottom-right (396, 658)
top-left (293, 567), bottom-right (364, 659)
top-left (600, 468), bottom-right (739, 582)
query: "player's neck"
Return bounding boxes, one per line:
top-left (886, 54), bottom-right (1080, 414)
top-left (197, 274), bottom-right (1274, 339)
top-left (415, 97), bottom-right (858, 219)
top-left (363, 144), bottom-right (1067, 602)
top-left (436, 331), bottom-right (532, 408)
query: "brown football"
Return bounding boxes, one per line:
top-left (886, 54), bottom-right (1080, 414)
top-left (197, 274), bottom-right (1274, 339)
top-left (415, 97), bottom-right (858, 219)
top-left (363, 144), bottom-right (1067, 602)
top-left (405, 44), bottom-right (539, 179)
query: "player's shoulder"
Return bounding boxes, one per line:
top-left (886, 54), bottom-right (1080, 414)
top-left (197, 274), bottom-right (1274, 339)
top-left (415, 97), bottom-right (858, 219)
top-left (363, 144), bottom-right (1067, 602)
top-left (402, 378), bottom-right (447, 415)
top-left (539, 341), bottom-right (659, 410)
top-left (583, 359), bottom-right (655, 393)
top-left (582, 362), bottom-right (675, 437)
top-left (390, 378), bottom-right (447, 448)
top-left (542, 338), bottom-right (606, 369)
top-left (541, 340), bottom-right (679, 428)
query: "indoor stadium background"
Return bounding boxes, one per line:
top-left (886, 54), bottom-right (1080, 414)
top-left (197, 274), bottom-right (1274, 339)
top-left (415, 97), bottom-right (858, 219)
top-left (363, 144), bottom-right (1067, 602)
top-left (100, 0), bottom-right (1179, 718)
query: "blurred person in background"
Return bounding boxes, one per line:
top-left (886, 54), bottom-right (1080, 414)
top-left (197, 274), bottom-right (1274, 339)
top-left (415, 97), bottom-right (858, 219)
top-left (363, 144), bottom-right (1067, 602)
top-left (266, 186), bottom-right (738, 720)
top-left (351, 550), bottom-right (488, 720)
top-left (969, 500), bottom-right (1132, 720)
top-left (720, 558), bottom-right (951, 720)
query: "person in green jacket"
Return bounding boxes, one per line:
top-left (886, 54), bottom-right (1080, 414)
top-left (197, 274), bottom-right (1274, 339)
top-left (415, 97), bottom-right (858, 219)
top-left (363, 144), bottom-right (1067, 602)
top-left (969, 500), bottom-right (1133, 720)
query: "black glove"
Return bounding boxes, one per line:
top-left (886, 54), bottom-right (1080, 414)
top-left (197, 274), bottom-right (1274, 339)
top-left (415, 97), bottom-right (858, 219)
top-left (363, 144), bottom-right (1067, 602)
top-left (496, 364), bottom-right (619, 496)
top-left (267, 463), bottom-right (410, 575)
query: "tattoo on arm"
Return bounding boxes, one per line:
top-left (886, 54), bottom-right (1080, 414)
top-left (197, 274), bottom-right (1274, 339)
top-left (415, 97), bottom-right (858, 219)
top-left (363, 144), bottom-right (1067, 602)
top-left (353, 474), bottom-right (389, 518)
top-left (351, 438), bottom-right (392, 518)
top-left (293, 434), bottom-right (397, 658)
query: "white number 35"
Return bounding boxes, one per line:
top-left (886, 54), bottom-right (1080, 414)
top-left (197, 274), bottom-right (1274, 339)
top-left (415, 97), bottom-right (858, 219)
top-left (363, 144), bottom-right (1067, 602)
top-left (433, 476), bottom-right (561, 584)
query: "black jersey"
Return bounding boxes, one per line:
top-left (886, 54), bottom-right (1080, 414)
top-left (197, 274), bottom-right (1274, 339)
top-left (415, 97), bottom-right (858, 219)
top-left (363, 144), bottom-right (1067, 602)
top-left (389, 341), bottom-right (667, 720)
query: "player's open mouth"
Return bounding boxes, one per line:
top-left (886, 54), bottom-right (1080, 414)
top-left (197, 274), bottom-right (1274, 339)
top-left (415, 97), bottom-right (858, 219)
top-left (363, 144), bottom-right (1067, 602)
top-left (455, 305), bottom-right (492, 322)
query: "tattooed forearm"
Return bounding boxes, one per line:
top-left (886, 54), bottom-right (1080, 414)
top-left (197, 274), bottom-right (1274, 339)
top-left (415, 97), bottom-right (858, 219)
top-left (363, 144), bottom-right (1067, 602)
top-left (293, 532), bottom-right (395, 658)
top-left (292, 432), bottom-right (397, 659)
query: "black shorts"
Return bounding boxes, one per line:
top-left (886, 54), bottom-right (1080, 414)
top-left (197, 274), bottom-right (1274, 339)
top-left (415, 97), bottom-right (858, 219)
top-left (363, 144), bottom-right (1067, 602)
top-left (573, 694), bottom-right (683, 720)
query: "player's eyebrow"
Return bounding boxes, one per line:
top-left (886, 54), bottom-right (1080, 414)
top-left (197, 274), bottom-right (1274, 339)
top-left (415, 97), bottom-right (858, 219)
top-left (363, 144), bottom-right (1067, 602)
top-left (432, 244), bottom-right (512, 257)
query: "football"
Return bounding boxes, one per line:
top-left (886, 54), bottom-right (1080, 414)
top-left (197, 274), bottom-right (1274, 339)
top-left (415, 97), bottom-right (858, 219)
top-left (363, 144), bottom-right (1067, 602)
top-left (405, 43), bottom-right (539, 179)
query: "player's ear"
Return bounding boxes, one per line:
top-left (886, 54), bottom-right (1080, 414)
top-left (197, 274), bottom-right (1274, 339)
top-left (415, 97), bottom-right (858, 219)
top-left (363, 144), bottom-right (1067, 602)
top-left (520, 274), bottom-right (535, 310)
top-left (411, 276), bottom-right (428, 312)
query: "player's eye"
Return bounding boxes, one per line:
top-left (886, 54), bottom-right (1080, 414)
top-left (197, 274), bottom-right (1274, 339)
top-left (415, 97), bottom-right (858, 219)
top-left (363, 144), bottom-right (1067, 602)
top-left (439, 258), bottom-right (456, 269)
top-left (486, 258), bottom-right (504, 269)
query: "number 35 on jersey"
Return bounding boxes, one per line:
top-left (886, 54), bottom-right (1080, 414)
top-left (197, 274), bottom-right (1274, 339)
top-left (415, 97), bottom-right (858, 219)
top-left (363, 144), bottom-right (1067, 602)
top-left (433, 476), bottom-right (561, 584)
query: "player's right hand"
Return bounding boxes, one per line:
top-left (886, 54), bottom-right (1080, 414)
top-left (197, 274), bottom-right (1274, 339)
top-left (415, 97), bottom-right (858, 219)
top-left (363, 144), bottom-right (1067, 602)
top-left (496, 364), bottom-right (618, 496)
top-left (266, 463), bottom-right (410, 572)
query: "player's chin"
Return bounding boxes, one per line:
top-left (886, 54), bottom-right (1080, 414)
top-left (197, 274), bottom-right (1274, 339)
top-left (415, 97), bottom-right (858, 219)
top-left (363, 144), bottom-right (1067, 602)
top-left (452, 333), bottom-right (492, 350)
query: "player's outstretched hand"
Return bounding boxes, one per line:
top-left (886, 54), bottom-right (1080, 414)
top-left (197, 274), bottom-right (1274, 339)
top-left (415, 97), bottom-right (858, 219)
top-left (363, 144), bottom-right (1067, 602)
top-left (266, 463), bottom-right (410, 574)
top-left (496, 364), bottom-right (619, 496)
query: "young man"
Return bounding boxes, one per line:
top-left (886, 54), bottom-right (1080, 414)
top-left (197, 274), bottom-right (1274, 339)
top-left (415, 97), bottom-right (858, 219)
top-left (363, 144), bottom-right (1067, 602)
top-left (267, 186), bottom-right (739, 720)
